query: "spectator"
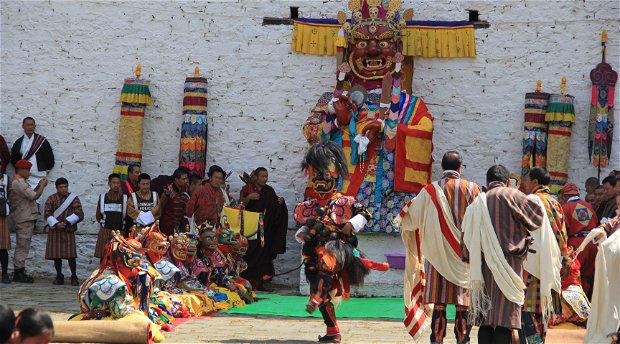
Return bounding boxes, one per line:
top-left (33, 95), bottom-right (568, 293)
top-left (584, 176), bottom-right (599, 196)
top-left (0, 304), bottom-right (15, 344)
top-left (11, 308), bottom-right (54, 344)
top-left (127, 173), bottom-right (159, 229)
top-left (0, 135), bottom-right (9, 175)
top-left (594, 185), bottom-right (606, 216)
top-left (585, 193), bottom-right (597, 207)
top-left (121, 164), bottom-right (141, 234)
top-left (0, 171), bottom-right (9, 284)
top-left (188, 175), bottom-right (202, 195)
top-left (599, 176), bottom-right (617, 223)
top-left (186, 165), bottom-right (231, 227)
top-left (120, 164), bottom-right (141, 195)
top-left (94, 173), bottom-right (126, 259)
top-left (10, 117), bottom-right (55, 190)
top-left (159, 168), bottom-right (190, 236)
top-left (44, 178), bottom-right (84, 286)
top-left (9, 160), bottom-right (48, 283)
top-left (239, 167), bottom-right (289, 291)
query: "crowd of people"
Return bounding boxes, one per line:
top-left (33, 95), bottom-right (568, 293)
top-left (400, 151), bottom-right (619, 344)
top-left (0, 117), bottom-right (289, 293)
top-left (1, 117), bottom-right (619, 344)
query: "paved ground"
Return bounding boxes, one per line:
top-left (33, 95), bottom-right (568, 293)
top-left (0, 278), bottom-right (473, 343)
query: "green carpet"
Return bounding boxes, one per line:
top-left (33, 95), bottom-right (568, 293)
top-left (221, 294), bottom-right (455, 320)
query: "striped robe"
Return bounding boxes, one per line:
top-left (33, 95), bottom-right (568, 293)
top-left (424, 171), bottom-right (480, 306)
top-left (44, 193), bottom-right (84, 259)
top-left (523, 186), bottom-right (568, 314)
top-left (478, 182), bottom-right (544, 329)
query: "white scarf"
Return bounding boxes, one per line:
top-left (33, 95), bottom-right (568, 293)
top-left (585, 228), bottom-right (620, 343)
top-left (462, 193), bottom-right (527, 321)
top-left (523, 194), bottom-right (562, 328)
top-left (396, 183), bottom-right (469, 340)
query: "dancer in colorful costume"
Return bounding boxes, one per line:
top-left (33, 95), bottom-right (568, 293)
top-left (128, 224), bottom-right (184, 327)
top-left (193, 224), bottom-right (245, 308)
top-left (301, 0), bottom-right (433, 233)
top-left (295, 142), bottom-right (388, 343)
top-left (76, 231), bottom-right (166, 342)
top-left (221, 232), bottom-right (255, 303)
top-left (154, 232), bottom-right (224, 316)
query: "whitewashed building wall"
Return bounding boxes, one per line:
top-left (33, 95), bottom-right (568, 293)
top-left (1, 1), bottom-right (618, 295)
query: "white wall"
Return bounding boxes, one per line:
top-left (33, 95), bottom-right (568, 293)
top-left (1, 1), bottom-right (619, 285)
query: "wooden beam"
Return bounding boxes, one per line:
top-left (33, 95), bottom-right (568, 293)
top-left (401, 56), bottom-right (414, 93)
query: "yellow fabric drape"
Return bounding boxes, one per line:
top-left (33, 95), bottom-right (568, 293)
top-left (401, 25), bottom-right (476, 58)
top-left (291, 21), bottom-right (476, 58)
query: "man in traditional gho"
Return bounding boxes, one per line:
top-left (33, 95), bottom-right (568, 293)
top-left (0, 166), bottom-right (10, 284)
top-left (598, 176), bottom-right (617, 223)
top-left (598, 191), bottom-right (620, 237)
top-left (194, 225), bottom-right (245, 308)
top-left (127, 173), bottom-right (160, 230)
top-left (44, 177), bottom-right (84, 286)
top-left (186, 165), bottom-right (231, 227)
top-left (121, 164), bottom-right (141, 195)
top-left (559, 182), bottom-right (598, 295)
top-left (239, 167), bottom-right (288, 291)
top-left (461, 165), bottom-right (545, 344)
top-left (301, 0), bottom-right (433, 234)
top-left (0, 134), bottom-right (10, 175)
top-left (10, 117), bottom-right (55, 190)
top-left (294, 142), bottom-right (387, 343)
top-left (94, 174), bottom-right (127, 259)
top-left (584, 177), bottom-right (599, 197)
top-left (398, 151), bottom-right (479, 344)
top-left (521, 167), bottom-right (568, 343)
top-left (159, 168), bottom-right (190, 236)
top-left (9, 160), bottom-right (48, 283)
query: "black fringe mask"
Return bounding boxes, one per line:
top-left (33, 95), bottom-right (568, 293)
top-left (301, 141), bottom-right (349, 178)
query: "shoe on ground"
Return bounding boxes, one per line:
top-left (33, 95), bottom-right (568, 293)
top-left (71, 275), bottom-right (79, 286)
top-left (256, 282), bottom-right (273, 292)
top-left (318, 334), bottom-right (341, 343)
top-left (1, 273), bottom-right (10, 284)
top-left (13, 269), bottom-right (34, 283)
top-left (53, 274), bottom-right (64, 285)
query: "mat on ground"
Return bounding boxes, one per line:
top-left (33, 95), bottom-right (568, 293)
top-left (220, 293), bottom-right (455, 320)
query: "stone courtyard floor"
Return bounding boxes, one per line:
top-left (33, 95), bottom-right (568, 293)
top-left (0, 278), bottom-right (475, 343)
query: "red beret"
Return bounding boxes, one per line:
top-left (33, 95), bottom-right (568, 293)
top-left (561, 182), bottom-right (579, 196)
top-left (15, 160), bottom-right (32, 170)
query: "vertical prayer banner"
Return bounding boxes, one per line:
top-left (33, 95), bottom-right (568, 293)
top-left (522, 91), bottom-right (549, 176)
top-left (588, 33), bottom-right (617, 168)
top-left (113, 77), bottom-right (152, 180)
top-left (545, 94), bottom-right (575, 194)
top-left (179, 76), bottom-right (208, 178)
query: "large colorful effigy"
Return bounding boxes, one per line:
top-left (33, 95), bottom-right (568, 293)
top-left (296, 0), bottom-right (476, 232)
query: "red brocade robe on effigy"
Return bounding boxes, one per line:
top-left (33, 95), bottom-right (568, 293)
top-left (303, 91), bottom-right (433, 233)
